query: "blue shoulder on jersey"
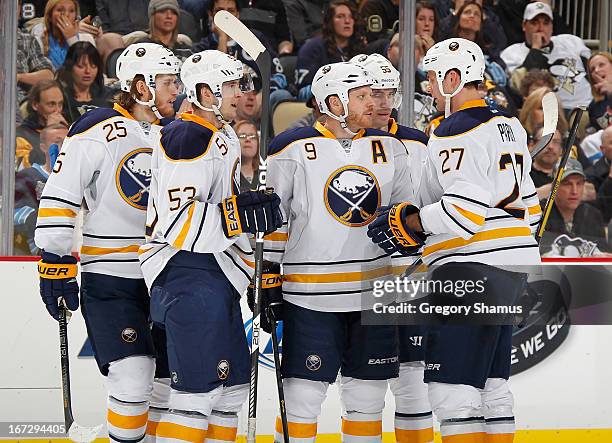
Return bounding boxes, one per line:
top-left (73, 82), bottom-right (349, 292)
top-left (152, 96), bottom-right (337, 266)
top-left (160, 119), bottom-right (214, 160)
top-left (269, 126), bottom-right (320, 156)
top-left (363, 128), bottom-right (394, 138)
top-left (434, 106), bottom-right (511, 138)
top-left (394, 125), bottom-right (429, 145)
top-left (67, 107), bottom-right (121, 137)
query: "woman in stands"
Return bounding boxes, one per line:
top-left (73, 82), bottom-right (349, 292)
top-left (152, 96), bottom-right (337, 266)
top-left (587, 51), bottom-right (612, 132)
top-left (56, 42), bottom-right (112, 124)
top-left (234, 119), bottom-right (261, 192)
top-left (295, 0), bottom-right (366, 101)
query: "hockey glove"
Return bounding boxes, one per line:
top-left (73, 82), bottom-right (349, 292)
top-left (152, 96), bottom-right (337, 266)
top-left (219, 190), bottom-right (283, 237)
top-left (367, 203), bottom-right (426, 256)
top-left (38, 251), bottom-right (79, 321)
top-left (247, 263), bottom-right (283, 334)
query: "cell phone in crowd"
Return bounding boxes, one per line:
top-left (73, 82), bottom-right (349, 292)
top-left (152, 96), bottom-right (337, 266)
top-left (92, 16), bottom-right (102, 29)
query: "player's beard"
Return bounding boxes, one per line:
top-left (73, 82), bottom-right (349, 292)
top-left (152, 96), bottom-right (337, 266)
top-left (346, 109), bottom-right (374, 131)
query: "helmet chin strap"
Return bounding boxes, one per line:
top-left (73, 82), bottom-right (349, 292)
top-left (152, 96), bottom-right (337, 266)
top-left (134, 86), bottom-right (164, 120)
top-left (192, 97), bottom-right (230, 125)
top-left (437, 76), bottom-right (462, 118)
top-left (326, 102), bottom-right (359, 137)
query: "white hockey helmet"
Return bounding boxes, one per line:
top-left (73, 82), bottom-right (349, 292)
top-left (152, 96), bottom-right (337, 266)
top-left (115, 43), bottom-right (181, 118)
top-left (311, 62), bottom-right (374, 133)
top-left (181, 50), bottom-right (253, 123)
top-left (422, 37), bottom-right (485, 116)
top-left (350, 53), bottom-right (402, 109)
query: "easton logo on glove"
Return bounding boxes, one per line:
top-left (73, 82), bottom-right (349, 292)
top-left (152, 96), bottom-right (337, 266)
top-left (221, 195), bottom-right (242, 237)
top-left (38, 261), bottom-right (78, 279)
top-left (389, 203), bottom-right (420, 247)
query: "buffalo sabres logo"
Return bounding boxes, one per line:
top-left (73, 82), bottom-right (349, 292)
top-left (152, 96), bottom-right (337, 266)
top-left (306, 354), bottom-right (321, 371)
top-left (192, 54), bottom-right (202, 63)
top-left (322, 65), bottom-right (332, 74)
top-left (136, 48), bottom-right (146, 57)
top-left (449, 41), bottom-right (459, 51)
top-left (324, 166), bottom-right (380, 227)
top-left (217, 360), bottom-right (230, 380)
top-left (116, 148), bottom-right (152, 210)
top-left (121, 328), bottom-right (137, 343)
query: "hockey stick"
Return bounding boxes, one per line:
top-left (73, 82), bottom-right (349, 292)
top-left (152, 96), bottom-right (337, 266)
top-left (59, 303), bottom-right (103, 443)
top-left (535, 106), bottom-right (585, 243)
top-left (399, 94), bottom-right (560, 279)
top-left (268, 311), bottom-right (289, 443)
top-left (529, 92), bottom-right (559, 160)
top-left (213, 11), bottom-right (290, 443)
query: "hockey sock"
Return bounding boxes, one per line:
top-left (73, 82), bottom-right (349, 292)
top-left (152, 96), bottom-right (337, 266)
top-left (394, 412), bottom-right (434, 443)
top-left (204, 410), bottom-right (238, 443)
top-left (341, 412), bottom-right (382, 443)
top-left (440, 417), bottom-right (486, 443)
top-left (107, 396), bottom-right (149, 443)
top-left (274, 414), bottom-right (318, 443)
top-left (152, 409), bottom-right (208, 443)
top-left (484, 417), bottom-right (515, 442)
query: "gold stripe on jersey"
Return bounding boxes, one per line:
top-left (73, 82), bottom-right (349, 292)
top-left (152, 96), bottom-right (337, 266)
top-left (528, 204), bottom-right (542, 215)
top-left (38, 208), bottom-right (77, 218)
top-left (172, 203), bottom-right (196, 249)
top-left (452, 204), bottom-right (485, 226)
top-left (179, 112), bottom-right (220, 132)
top-left (81, 245), bottom-right (141, 255)
top-left (264, 232), bottom-right (288, 241)
top-left (314, 121), bottom-right (365, 140)
top-left (113, 103), bottom-right (137, 121)
top-left (423, 227), bottom-right (532, 257)
top-left (284, 265), bottom-right (394, 284)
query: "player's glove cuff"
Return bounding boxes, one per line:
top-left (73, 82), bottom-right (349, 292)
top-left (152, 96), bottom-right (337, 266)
top-left (388, 202), bottom-right (425, 248)
top-left (38, 252), bottom-right (78, 280)
top-left (219, 195), bottom-right (243, 238)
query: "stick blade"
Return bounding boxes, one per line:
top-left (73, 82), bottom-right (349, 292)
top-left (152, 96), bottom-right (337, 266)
top-left (213, 11), bottom-right (266, 62)
top-left (68, 423), bottom-right (102, 443)
top-left (541, 91), bottom-right (559, 138)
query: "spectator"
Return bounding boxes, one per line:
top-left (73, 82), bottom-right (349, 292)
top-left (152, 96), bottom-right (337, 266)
top-left (17, 14), bottom-right (54, 126)
top-left (415, 1), bottom-right (438, 47)
top-left (14, 124), bottom-right (69, 255)
top-left (129, 0), bottom-right (194, 61)
top-left (359, 0), bottom-right (398, 43)
top-left (500, 2), bottom-right (592, 112)
top-left (234, 119), bottom-right (261, 191)
top-left (238, 0), bottom-right (293, 55)
top-left (16, 80), bottom-right (67, 169)
top-left (540, 159), bottom-right (609, 256)
top-left (194, 0), bottom-right (290, 104)
top-left (495, 0), bottom-right (570, 46)
top-left (31, 0), bottom-right (97, 70)
top-left (236, 75), bottom-right (262, 124)
top-left (586, 125), bottom-right (612, 223)
top-left (283, 0), bottom-right (329, 50)
top-left (586, 51), bottom-right (612, 132)
top-left (446, 1), bottom-right (516, 114)
top-left (519, 68), bottom-right (556, 101)
top-left (520, 87), bottom-right (568, 141)
top-left (95, 0), bottom-right (149, 35)
top-left (55, 41), bottom-right (112, 123)
top-left (528, 125), bottom-right (562, 198)
top-left (295, 0), bottom-right (366, 101)
top-left (439, 0), bottom-right (507, 59)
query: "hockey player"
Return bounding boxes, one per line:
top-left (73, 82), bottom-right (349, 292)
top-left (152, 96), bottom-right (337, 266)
top-left (35, 42), bottom-right (181, 443)
top-left (367, 38), bottom-right (543, 443)
top-left (263, 61), bottom-right (415, 443)
top-left (350, 53), bottom-right (434, 443)
top-left (138, 50), bottom-right (283, 442)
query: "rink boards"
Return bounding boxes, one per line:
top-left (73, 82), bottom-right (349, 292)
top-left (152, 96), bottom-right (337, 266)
top-left (1, 258), bottom-right (611, 442)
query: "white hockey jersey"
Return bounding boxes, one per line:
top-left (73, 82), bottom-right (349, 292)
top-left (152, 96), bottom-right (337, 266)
top-left (265, 121), bottom-right (417, 312)
top-left (418, 99), bottom-right (543, 267)
top-left (386, 118), bottom-right (428, 197)
top-left (35, 104), bottom-right (161, 279)
top-left (501, 34), bottom-right (592, 110)
top-left (138, 113), bottom-right (254, 293)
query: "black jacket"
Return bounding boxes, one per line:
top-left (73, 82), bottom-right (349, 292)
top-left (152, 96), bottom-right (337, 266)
top-left (586, 157), bottom-right (612, 223)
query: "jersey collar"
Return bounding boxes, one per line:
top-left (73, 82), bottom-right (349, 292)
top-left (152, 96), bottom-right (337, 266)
top-left (113, 103), bottom-right (137, 120)
top-left (179, 112), bottom-right (219, 132)
top-left (387, 118), bottom-right (398, 135)
top-left (457, 99), bottom-right (487, 112)
top-left (314, 121), bottom-right (365, 140)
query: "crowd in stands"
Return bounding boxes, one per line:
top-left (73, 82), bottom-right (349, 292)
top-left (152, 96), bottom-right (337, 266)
top-left (12, 0), bottom-right (612, 257)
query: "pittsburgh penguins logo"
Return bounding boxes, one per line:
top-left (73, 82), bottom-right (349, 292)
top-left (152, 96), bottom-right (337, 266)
top-left (306, 354), bottom-right (321, 371)
top-left (116, 148), bottom-right (152, 210)
top-left (231, 158), bottom-right (240, 195)
top-left (121, 328), bottom-right (137, 343)
top-left (217, 360), bottom-right (230, 380)
top-left (324, 166), bottom-right (380, 227)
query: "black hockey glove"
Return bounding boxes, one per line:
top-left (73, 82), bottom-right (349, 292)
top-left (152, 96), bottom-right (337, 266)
top-left (219, 190), bottom-right (283, 237)
top-left (367, 203), bottom-right (427, 256)
top-left (38, 251), bottom-right (79, 321)
top-left (247, 263), bottom-right (283, 334)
